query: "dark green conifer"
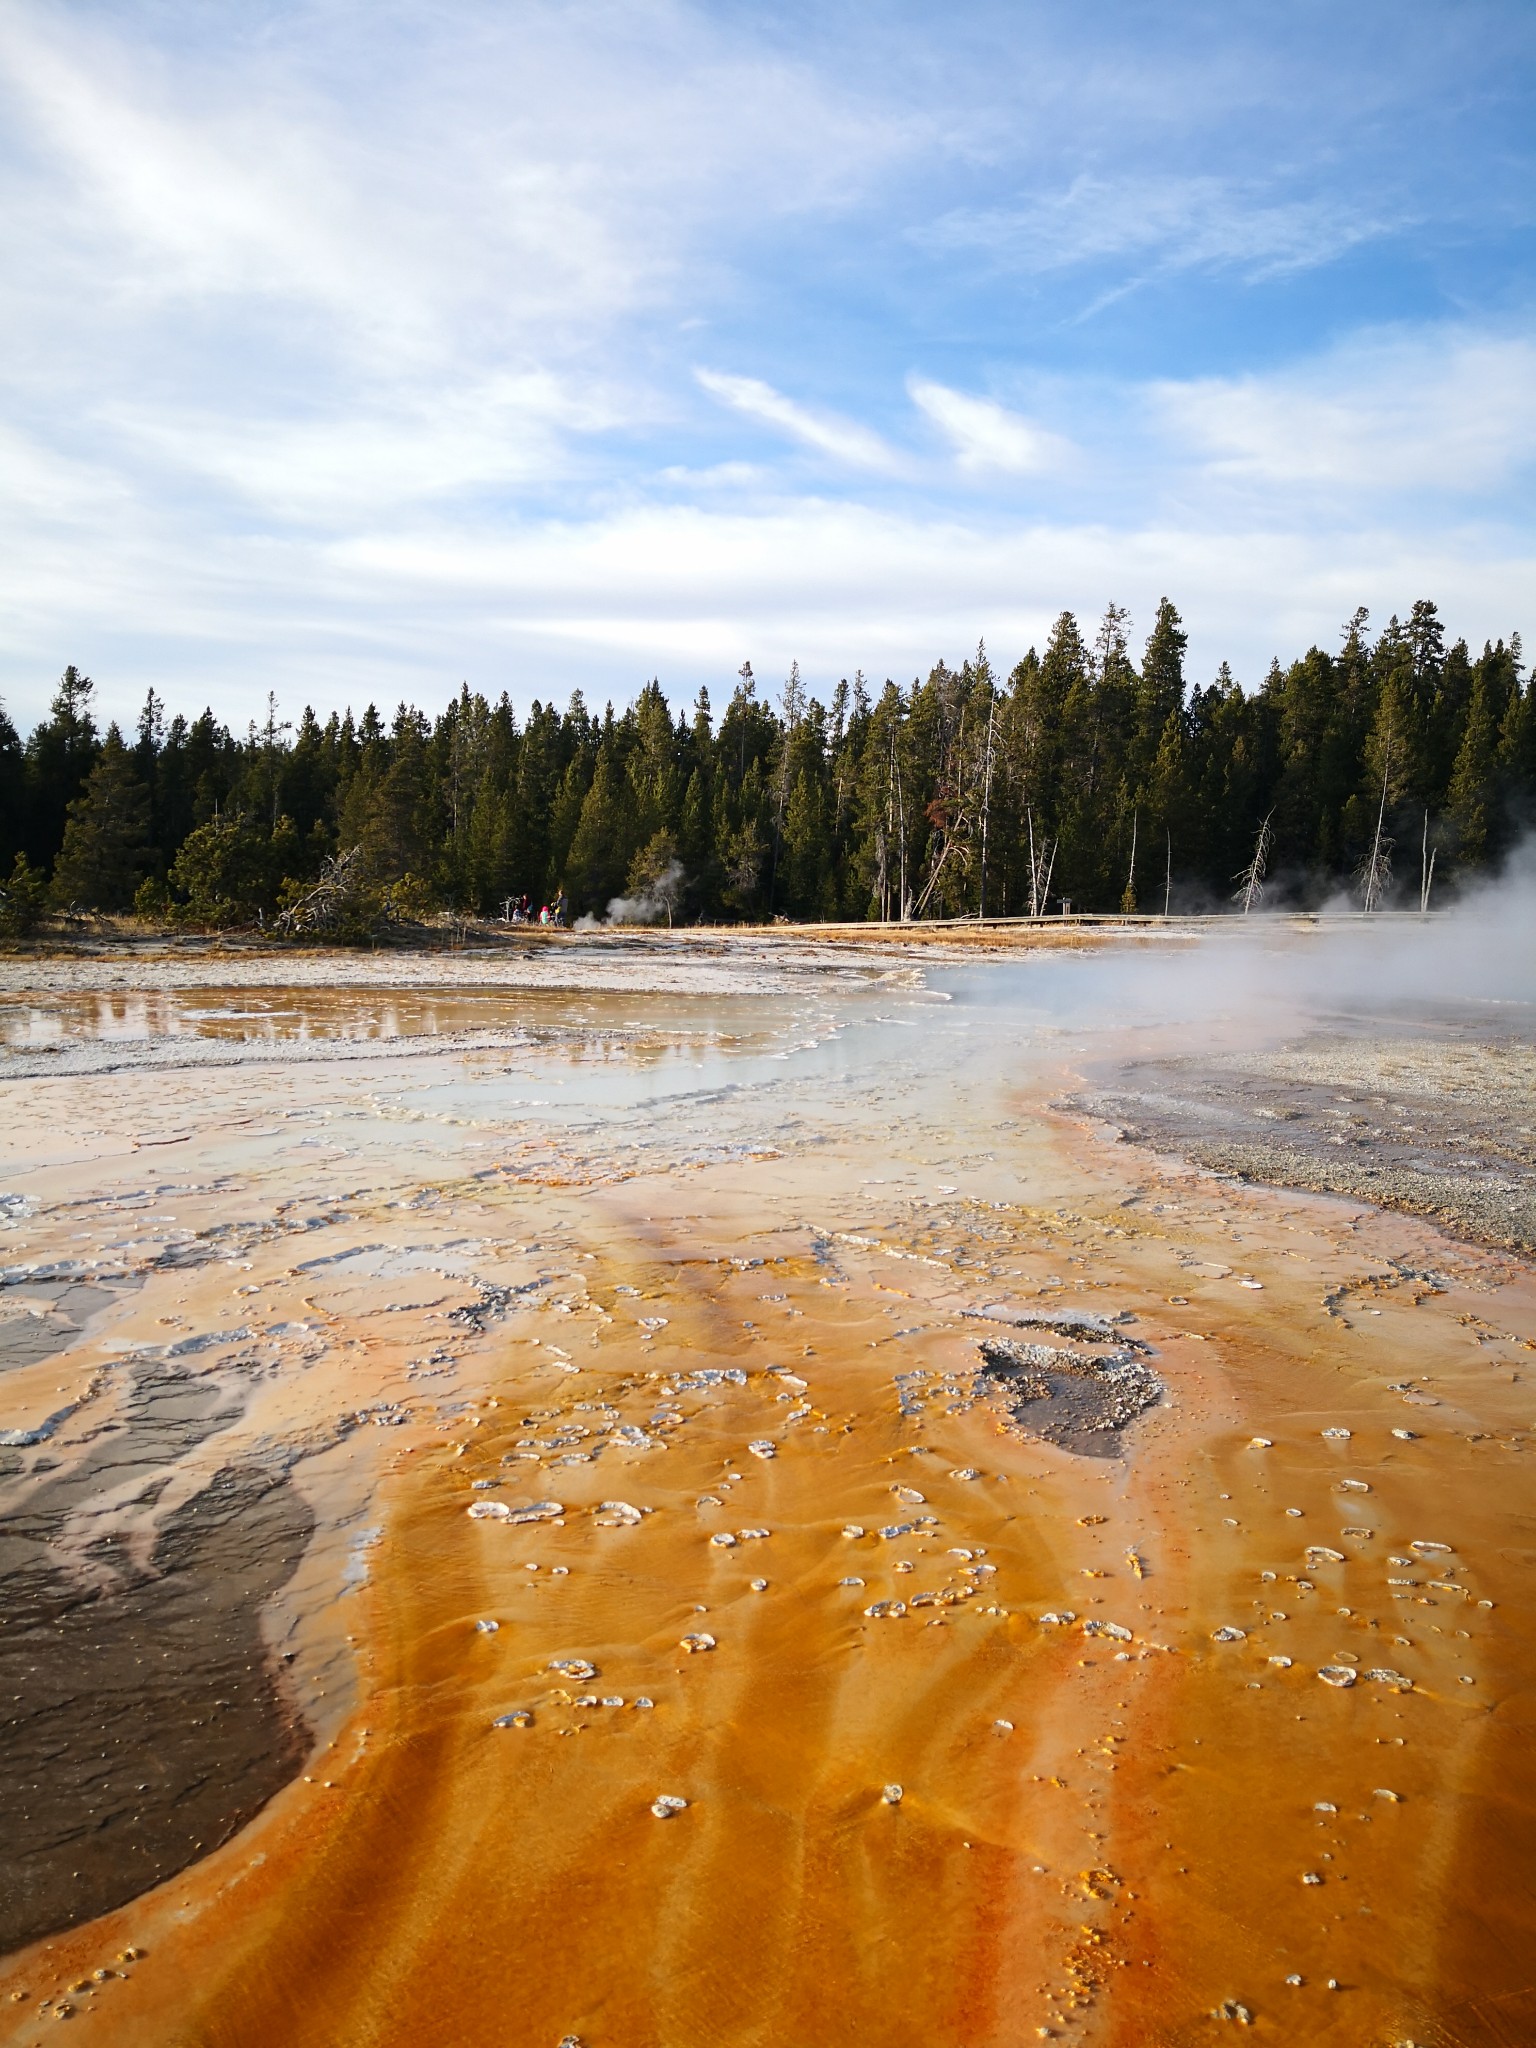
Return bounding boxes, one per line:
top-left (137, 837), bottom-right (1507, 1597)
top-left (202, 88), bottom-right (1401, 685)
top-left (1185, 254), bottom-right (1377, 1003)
top-left (49, 728), bottom-right (150, 910)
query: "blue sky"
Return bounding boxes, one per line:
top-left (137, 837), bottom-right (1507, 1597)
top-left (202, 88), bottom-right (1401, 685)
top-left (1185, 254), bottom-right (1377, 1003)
top-left (1, 0), bottom-right (1533, 732)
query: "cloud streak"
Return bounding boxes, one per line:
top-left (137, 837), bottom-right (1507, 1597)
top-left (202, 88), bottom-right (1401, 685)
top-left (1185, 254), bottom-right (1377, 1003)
top-left (695, 371), bottom-right (903, 473)
top-left (908, 380), bottom-right (1073, 475)
top-left (921, 173), bottom-right (1397, 284)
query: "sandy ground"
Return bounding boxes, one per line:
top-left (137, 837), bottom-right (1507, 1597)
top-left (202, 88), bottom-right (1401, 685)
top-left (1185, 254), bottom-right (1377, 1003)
top-left (1, 934), bottom-right (1534, 2046)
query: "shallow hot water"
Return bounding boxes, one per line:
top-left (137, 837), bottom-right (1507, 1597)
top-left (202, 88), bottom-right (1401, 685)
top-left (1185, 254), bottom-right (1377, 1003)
top-left (1, 940), bottom-right (1533, 2045)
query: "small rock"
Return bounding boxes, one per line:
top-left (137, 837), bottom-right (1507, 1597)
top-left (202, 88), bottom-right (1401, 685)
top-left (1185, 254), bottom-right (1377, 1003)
top-left (1409, 1539), bottom-right (1452, 1555)
top-left (710, 1532), bottom-right (738, 1547)
top-left (475, 1618), bottom-right (500, 1634)
top-left (1301, 1871), bottom-right (1323, 1884)
top-left (949, 1466), bottom-right (980, 1479)
top-left (1321, 1427), bottom-right (1351, 1440)
top-left (738, 1527), bottom-right (770, 1540)
top-left (1211, 1626), bottom-right (1246, 1643)
top-left (1268, 1655), bottom-right (1293, 1668)
top-left (594, 1500), bottom-right (644, 1527)
top-left (493, 1709), bottom-right (534, 1729)
top-left (680, 1631), bottom-right (716, 1653)
top-left (651, 1794), bottom-right (688, 1818)
top-left (747, 1441), bottom-right (776, 1460)
top-left (1249, 1437), bottom-right (1272, 1448)
top-left (842, 1524), bottom-right (865, 1539)
top-left (1214, 1999), bottom-right (1253, 2023)
top-left (881, 1783), bottom-right (903, 1805)
top-left (1391, 1428), bottom-right (1418, 1441)
top-left (549, 1657), bottom-right (598, 1681)
top-left (750, 1577), bottom-right (768, 1591)
top-left (1317, 1666), bottom-right (1357, 1688)
top-left (892, 1485), bottom-right (926, 1505)
top-left (467, 1500), bottom-right (511, 1520)
top-left (1037, 1611), bottom-right (1076, 1626)
top-left (1306, 1546), bottom-right (1347, 1566)
top-left (1365, 1668), bottom-right (1414, 1689)
top-left (1082, 1619), bottom-right (1132, 1641)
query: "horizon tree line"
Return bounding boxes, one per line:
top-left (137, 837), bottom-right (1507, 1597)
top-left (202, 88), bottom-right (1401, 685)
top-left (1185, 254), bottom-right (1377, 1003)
top-left (0, 595), bottom-right (1530, 938)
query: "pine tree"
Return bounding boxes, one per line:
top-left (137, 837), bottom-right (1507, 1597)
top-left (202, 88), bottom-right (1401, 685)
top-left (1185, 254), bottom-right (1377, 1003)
top-left (0, 853), bottom-right (46, 938)
top-left (49, 729), bottom-right (150, 910)
top-left (1446, 674), bottom-right (1501, 866)
top-left (167, 812), bottom-right (270, 925)
top-left (1135, 599), bottom-right (1188, 788)
top-left (564, 746), bottom-right (635, 914)
top-left (0, 698), bottom-right (23, 875)
top-left (25, 666), bottom-right (99, 870)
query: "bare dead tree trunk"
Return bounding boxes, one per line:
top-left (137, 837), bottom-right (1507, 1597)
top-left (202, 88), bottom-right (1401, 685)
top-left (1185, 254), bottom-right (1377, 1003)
top-left (1359, 734), bottom-right (1394, 913)
top-left (1122, 806), bottom-right (1138, 913)
top-left (1233, 812), bottom-right (1274, 914)
top-left (978, 689), bottom-right (996, 919)
top-left (895, 747), bottom-right (909, 921)
top-left (1418, 809), bottom-right (1436, 914)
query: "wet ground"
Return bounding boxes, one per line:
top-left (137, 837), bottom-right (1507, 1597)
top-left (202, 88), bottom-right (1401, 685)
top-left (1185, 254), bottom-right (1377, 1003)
top-left (1073, 1020), bottom-right (1536, 1255)
top-left (0, 930), bottom-right (1533, 2045)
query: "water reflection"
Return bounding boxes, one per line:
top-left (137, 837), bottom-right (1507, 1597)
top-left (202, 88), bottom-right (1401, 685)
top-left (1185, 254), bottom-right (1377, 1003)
top-left (0, 987), bottom-right (843, 1058)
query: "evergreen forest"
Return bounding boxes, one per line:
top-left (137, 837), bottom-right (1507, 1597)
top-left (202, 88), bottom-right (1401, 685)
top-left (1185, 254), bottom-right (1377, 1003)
top-left (1, 597), bottom-right (1530, 938)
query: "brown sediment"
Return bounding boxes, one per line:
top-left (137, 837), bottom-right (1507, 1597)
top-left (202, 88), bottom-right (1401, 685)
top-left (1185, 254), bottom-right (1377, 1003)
top-left (0, 1444), bottom-right (314, 1952)
top-left (0, 1280), bottom-right (139, 1374)
top-left (0, 940), bottom-right (1533, 2044)
top-left (0, 1340), bottom-right (319, 1949)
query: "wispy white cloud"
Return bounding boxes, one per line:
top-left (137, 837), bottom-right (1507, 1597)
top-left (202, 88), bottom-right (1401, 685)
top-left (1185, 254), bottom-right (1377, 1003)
top-left (1157, 330), bottom-right (1536, 491)
top-left (907, 379), bottom-right (1073, 474)
top-left (0, 0), bottom-right (911, 379)
top-left (923, 173), bottom-right (1394, 284)
top-left (695, 370), bottom-right (903, 472)
top-left (0, 1), bottom-right (1529, 733)
top-left (99, 373), bottom-right (625, 523)
top-left (5, 465), bottom-right (1528, 731)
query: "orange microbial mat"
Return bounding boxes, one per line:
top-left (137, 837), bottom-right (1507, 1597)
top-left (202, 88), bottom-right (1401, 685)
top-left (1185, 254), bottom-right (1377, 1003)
top-left (1, 947), bottom-right (1532, 2046)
